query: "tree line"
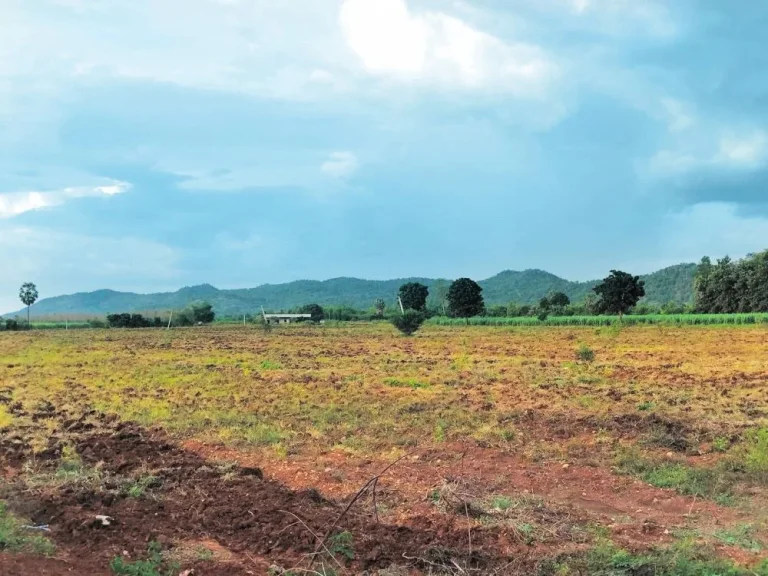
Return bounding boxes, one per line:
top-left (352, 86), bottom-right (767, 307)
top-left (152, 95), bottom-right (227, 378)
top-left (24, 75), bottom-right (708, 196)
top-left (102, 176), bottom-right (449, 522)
top-left (3, 250), bottom-right (766, 332)
top-left (694, 251), bottom-right (768, 313)
top-left (389, 271), bottom-right (646, 335)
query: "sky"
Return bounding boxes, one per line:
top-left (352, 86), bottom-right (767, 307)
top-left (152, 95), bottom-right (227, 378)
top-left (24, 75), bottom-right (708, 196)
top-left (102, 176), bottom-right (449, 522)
top-left (1, 0), bottom-right (768, 312)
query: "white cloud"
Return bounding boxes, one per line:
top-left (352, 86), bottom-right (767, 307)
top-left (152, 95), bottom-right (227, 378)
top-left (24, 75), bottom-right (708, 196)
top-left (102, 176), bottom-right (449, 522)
top-left (648, 129), bottom-right (768, 177)
top-left (0, 181), bottom-right (130, 218)
top-left (321, 151), bottom-right (359, 178)
top-left (339, 0), bottom-right (558, 95)
top-left (717, 131), bottom-right (768, 167)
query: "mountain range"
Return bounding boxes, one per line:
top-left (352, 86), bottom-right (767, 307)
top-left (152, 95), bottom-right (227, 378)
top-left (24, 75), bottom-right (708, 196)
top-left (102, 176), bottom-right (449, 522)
top-left (5, 264), bottom-right (698, 318)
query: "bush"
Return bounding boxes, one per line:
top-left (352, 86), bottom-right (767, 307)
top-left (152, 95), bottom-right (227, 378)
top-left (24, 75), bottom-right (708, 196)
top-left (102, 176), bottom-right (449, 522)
top-left (391, 310), bottom-right (426, 336)
top-left (298, 303), bottom-right (325, 322)
top-left (173, 301), bottom-right (215, 326)
top-left (4, 319), bottom-right (20, 331)
top-left (107, 313), bottom-right (154, 328)
top-left (576, 344), bottom-right (595, 362)
top-left (188, 301), bottom-right (215, 324)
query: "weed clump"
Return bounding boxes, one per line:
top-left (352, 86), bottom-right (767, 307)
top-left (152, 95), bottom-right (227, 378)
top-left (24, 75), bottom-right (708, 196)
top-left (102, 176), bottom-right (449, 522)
top-left (0, 501), bottom-right (56, 556)
top-left (575, 344), bottom-right (595, 362)
top-left (110, 541), bottom-right (179, 576)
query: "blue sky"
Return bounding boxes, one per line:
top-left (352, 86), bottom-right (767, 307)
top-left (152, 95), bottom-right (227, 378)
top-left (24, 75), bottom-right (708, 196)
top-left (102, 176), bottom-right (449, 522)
top-left (2, 0), bottom-right (768, 312)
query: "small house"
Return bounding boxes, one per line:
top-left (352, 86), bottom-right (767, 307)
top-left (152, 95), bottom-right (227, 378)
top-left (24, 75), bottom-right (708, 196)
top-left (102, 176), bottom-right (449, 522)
top-left (262, 313), bottom-right (312, 325)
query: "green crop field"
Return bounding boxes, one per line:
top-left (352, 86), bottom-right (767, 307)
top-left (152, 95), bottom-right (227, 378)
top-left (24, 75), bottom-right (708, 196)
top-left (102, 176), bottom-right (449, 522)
top-left (428, 313), bottom-right (768, 326)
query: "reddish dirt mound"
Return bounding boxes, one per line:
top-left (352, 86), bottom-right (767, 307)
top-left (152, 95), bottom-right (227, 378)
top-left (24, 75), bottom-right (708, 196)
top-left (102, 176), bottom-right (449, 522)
top-left (2, 417), bottom-right (557, 575)
top-left (0, 553), bottom-right (107, 576)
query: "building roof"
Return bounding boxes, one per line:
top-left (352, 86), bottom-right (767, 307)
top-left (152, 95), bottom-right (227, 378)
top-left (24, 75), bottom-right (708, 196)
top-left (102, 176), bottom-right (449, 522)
top-left (263, 314), bottom-right (312, 318)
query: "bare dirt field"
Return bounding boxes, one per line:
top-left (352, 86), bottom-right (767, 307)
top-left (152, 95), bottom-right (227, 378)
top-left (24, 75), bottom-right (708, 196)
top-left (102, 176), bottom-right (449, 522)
top-left (1, 324), bottom-right (767, 575)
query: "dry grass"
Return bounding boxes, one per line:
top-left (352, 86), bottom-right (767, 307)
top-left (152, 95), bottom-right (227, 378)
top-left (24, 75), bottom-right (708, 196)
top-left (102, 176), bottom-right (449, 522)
top-left (2, 323), bottom-right (768, 572)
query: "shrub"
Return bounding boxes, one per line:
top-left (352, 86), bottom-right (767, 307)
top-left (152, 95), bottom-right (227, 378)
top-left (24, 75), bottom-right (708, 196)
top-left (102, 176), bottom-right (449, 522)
top-left (188, 301), bottom-right (215, 324)
top-left (391, 310), bottom-right (426, 336)
top-left (4, 319), bottom-right (20, 331)
top-left (576, 344), bottom-right (595, 362)
top-left (298, 303), bottom-right (324, 322)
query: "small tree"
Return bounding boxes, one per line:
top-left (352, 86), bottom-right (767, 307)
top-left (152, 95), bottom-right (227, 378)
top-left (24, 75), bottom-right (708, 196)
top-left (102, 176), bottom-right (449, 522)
top-left (431, 279), bottom-right (449, 316)
top-left (549, 292), bottom-right (570, 307)
top-left (447, 278), bottom-right (484, 320)
top-left (19, 282), bottom-right (39, 326)
top-left (539, 297), bottom-right (551, 310)
top-left (593, 270), bottom-right (646, 319)
top-left (188, 301), bottom-right (215, 324)
top-left (391, 310), bottom-right (426, 336)
top-left (399, 282), bottom-right (429, 312)
top-left (299, 303), bottom-right (325, 323)
top-left (374, 298), bottom-right (386, 317)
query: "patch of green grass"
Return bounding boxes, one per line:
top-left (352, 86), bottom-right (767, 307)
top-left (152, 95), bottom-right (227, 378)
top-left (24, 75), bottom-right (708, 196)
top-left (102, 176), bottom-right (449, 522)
top-left (328, 531), bottom-right (354, 561)
top-left (0, 405), bottom-right (13, 429)
top-left (0, 501), bottom-right (56, 556)
top-left (516, 522), bottom-right (536, 545)
top-left (541, 539), bottom-right (768, 576)
top-left (489, 495), bottom-right (513, 511)
top-left (121, 475), bottom-right (160, 499)
top-left (433, 421), bottom-right (447, 442)
top-left (615, 450), bottom-right (734, 504)
top-left (383, 377), bottom-right (431, 389)
top-left (576, 395), bottom-right (596, 409)
top-left (194, 545), bottom-right (214, 561)
top-left (258, 360), bottom-right (281, 370)
top-left (714, 524), bottom-right (764, 553)
top-left (743, 428), bottom-right (768, 478)
top-left (713, 436), bottom-right (730, 453)
top-left (637, 401), bottom-right (655, 411)
top-left (110, 541), bottom-right (180, 576)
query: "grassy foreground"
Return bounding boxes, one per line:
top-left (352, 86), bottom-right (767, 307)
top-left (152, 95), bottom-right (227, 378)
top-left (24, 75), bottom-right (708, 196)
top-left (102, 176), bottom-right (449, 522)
top-left (1, 323), bottom-right (768, 573)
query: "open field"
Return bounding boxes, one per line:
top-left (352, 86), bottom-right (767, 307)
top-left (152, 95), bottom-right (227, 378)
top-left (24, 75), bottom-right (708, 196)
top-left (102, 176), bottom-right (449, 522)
top-left (1, 324), bottom-right (768, 575)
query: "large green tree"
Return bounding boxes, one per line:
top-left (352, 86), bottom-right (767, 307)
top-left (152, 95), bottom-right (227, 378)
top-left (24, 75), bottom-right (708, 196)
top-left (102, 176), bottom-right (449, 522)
top-left (19, 282), bottom-right (39, 326)
top-left (398, 282), bottom-right (429, 312)
top-left (694, 251), bottom-right (768, 313)
top-left (299, 303), bottom-right (325, 322)
top-left (447, 278), bottom-right (484, 319)
top-left (593, 270), bottom-right (645, 318)
top-left (548, 292), bottom-right (570, 307)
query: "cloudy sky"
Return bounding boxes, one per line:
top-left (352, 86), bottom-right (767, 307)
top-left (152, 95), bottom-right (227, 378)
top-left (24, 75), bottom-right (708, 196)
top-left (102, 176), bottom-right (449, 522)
top-left (1, 0), bottom-right (767, 312)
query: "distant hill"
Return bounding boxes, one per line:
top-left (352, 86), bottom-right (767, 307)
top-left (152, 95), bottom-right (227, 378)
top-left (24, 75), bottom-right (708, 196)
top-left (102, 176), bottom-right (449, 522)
top-left (4, 264), bottom-right (697, 318)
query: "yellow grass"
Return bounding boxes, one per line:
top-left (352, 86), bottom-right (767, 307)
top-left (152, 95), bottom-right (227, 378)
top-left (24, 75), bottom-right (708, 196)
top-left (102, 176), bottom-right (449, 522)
top-left (1, 323), bottom-right (766, 458)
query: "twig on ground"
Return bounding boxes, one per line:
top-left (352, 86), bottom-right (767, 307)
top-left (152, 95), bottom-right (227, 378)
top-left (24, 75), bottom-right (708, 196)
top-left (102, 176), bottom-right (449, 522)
top-left (308, 450), bottom-right (414, 568)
